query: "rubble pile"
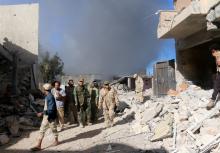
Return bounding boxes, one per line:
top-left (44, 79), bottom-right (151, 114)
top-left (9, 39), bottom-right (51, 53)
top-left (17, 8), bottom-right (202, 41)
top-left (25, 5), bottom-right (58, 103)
top-left (0, 92), bottom-right (43, 146)
top-left (119, 81), bottom-right (220, 153)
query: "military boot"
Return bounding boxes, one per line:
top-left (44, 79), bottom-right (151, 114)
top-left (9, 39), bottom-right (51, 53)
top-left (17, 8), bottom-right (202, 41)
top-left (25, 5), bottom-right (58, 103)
top-left (207, 99), bottom-right (215, 110)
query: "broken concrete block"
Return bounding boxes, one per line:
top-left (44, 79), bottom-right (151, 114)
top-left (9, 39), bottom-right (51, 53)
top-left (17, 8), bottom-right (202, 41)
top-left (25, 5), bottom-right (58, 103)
top-left (199, 119), bottom-right (220, 137)
top-left (142, 103), bottom-right (163, 123)
top-left (199, 134), bottom-right (216, 147)
top-left (207, 21), bottom-right (218, 31)
top-left (0, 134), bottom-right (10, 145)
top-left (177, 121), bottom-right (189, 132)
top-left (200, 127), bottom-right (219, 136)
top-left (131, 122), bottom-right (150, 135)
top-left (151, 113), bottom-right (173, 142)
top-left (178, 111), bottom-right (190, 122)
top-left (206, 9), bottom-right (216, 22)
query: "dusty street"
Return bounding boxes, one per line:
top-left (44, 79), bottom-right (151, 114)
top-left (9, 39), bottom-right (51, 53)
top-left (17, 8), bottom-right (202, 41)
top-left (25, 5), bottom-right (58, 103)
top-left (0, 91), bottom-right (165, 153)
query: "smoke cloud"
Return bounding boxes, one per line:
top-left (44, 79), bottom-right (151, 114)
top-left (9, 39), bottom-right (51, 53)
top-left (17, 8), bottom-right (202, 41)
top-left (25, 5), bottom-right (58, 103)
top-left (38, 0), bottom-right (174, 75)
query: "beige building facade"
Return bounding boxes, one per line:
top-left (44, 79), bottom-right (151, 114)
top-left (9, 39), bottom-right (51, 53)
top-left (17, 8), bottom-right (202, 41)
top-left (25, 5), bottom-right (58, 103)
top-left (158, 0), bottom-right (220, 87)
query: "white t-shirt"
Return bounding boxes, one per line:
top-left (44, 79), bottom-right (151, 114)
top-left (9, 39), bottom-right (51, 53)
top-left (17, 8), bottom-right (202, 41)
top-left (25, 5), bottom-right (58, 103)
top-left (51, 88), bottom-right (66, 108)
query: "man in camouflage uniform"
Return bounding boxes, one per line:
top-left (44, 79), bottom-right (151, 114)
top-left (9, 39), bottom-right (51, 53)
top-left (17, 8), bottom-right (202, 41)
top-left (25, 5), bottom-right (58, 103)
top-left (87, 81), bottom-right (99, 125)
top-left (98, 81), bottom-right (119, 128)
top-left (133, 74), bottom-right (144, 103)
top-left (74, 78), bottom-right (90, 128)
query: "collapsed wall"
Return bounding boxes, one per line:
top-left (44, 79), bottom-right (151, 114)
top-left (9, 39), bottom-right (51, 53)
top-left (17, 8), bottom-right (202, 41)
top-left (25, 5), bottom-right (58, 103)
top-left (0, 4), bottom-right (41, 146)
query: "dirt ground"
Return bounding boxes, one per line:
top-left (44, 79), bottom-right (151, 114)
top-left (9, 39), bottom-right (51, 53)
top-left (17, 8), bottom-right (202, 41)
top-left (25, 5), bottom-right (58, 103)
top-left (0, 92), bottom-right (166, 153)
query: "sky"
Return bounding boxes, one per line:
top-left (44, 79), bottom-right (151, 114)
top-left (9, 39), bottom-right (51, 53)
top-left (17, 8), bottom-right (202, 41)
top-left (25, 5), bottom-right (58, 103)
top-left (0, 0), bottom-right (175, 76)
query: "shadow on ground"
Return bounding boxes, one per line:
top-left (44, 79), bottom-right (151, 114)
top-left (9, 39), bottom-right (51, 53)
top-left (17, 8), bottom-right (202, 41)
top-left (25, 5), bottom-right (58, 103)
top-left (115, 112), bottom-right (135, 126)
top-left (60, 127), bottom-right (105, 145)
top-left (1, 143), bottom-right (168, 153)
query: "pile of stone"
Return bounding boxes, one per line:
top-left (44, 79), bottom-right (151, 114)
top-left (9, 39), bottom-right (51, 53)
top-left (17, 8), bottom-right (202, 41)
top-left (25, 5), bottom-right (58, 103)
top-left (0, 93), bottom-right (43, 146)
top-left (119, 81), bottom-right (220, 153)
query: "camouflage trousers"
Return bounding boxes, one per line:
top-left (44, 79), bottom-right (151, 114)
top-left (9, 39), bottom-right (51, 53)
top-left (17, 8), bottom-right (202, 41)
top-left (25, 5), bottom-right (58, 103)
top-left (135, 91), bottom-right (144, 103)
top-left (103, 108), bottom-right (115, 127)
top-left (78, 108), bottom-right (86, 126)
top-left (86, 101), bottom-right (98, 123)
top-left (39, 115), bottom-right (58, 139)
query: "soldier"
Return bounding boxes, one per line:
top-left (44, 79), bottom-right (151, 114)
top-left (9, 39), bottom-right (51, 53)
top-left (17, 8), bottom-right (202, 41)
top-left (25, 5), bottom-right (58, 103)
top-left (133, 74), bottom-right (144, 103)
top-left (207, 44), bottom-right (220, 110)
top-left (87, 81), bottom-right (99, 125)
top-left (65, 80), bottom-right (78, 124)
top-left (98, 81), bottom-right (119, 128)
top-left (31, 83), bottom-right (58, 151)
top-left (51, 81), bottom-right (66, 131)
top-left (74, 78), bottom-right (90, 128)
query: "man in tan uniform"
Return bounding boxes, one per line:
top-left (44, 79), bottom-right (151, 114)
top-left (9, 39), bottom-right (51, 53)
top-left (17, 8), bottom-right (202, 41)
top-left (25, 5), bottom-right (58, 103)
top-left (133, 74), bottom-right (144, 103)
top-left (98, 81), bottom-right (119, 128)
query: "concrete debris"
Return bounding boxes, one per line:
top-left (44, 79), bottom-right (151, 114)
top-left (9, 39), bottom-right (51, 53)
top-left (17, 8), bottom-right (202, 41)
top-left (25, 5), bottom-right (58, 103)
top-left (0, 92), bottom-right (43, 145)
top-left (142, 103), bottom-right (163, 123)
top-left (151, 113), bottom-right (173, 142)
top-left (130, 122), bottom-right (150, 135)
top-left (119, 80), bottom-right (220, 152)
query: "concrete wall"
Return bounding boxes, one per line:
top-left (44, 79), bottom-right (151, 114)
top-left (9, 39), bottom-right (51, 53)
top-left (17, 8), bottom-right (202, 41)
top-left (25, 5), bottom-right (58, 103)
top-left (157, 11), bottom-right (177, 38)
top-left (176, 39), bottom-right (217, 88)
top-left (174, 0), bottom-right (192, 12)
top-left (0, 4), bottom-right (39, 92)
top-left (0, 4), bottom-right (39, 64)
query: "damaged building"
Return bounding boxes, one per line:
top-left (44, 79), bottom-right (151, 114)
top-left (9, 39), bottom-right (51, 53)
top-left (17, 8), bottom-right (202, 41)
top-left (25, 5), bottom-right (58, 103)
top-left (0, 3), bottom-right (42, 146)
top-left (158, 0), bottom-right (220, 88)
top-left (0, 4), bottom-right (39, 97)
